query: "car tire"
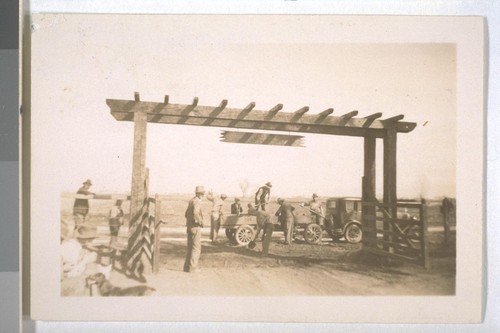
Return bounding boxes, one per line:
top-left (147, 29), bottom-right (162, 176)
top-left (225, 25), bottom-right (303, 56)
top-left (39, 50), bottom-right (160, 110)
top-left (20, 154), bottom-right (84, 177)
top-left (225, 228), bottom-right (236, 242)
top-left (234, 225), bottom-right (254, 246)
top-left (304, 224), bottom-right (322, 244)
top-left (344, 223), bottom-right (363, 244)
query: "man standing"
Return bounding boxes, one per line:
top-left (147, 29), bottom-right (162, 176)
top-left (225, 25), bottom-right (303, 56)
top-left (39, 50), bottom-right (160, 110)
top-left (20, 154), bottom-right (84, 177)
top-left (247, 203), bottom-right (274, 256)
top-left (301, 193), bottom-right (325, 226)
top-left (73, 179), bottom-right (96, 235)
top-left (184, 186), bottom-right (205, 273)
top-left (254, 182), bottom-right (272, 211)
top-left (108, 199), bottom-right (124, 249)
top-left (231, 198), bottom-right (243, 216)
top-left (207, 191), bottom-right (227, 243)
top-left (275, 198), bottom-right (295, 245)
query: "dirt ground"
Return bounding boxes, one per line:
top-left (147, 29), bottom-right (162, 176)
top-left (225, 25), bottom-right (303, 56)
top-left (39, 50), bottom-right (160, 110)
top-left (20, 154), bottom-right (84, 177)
top-left (61, 228), bottom-right (455, 297)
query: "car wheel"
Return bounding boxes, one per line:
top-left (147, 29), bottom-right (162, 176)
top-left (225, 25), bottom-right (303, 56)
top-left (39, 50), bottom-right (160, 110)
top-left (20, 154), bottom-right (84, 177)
top-left (344, 223), bottom-right (362, 243)
top-left (225, 228), bottom-right (236, 241)
top-left (304, 224), bottom-right (322, 244)
top-left (235, 225), bottom-right (254, 246)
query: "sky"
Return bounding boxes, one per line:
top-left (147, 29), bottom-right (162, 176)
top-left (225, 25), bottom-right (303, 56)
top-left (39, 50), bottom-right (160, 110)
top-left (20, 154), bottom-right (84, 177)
top-left (31, 14), bottom-right (456, 199)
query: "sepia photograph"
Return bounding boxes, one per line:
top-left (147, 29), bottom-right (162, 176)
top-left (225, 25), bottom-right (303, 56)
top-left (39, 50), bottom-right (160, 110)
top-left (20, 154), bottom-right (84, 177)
top-left (28, 13), bottom-right (483, 322)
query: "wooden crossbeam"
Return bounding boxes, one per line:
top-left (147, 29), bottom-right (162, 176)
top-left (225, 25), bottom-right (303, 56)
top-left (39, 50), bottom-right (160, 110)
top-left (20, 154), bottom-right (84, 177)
top-left (191, 97), bottom-right (199, 107)
top-left (269, 104), bottom-right (283, 113)
top-left (318, 108), bottom-right (334, 117)
top-left (107, 98), bottom-right (416, 137)
top-left (363, 112), bottom-right (383, 127)
top-left (243, 102), bottom-right (256, 112)
top-left (294, 106), bottom-right (309, 115)
top-left (339, 110), bottom-right (359, 126)
top-left (342, 110), bottom-right (359, 119)
top-left (383, 114), bottom-right (405, 122)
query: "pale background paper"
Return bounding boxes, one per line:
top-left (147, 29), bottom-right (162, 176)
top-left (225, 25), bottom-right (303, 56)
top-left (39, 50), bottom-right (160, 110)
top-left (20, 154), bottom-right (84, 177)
top-left (30, 13), bottom-right (481, 321)
top-left (21, 1), bottom-right (499, 333)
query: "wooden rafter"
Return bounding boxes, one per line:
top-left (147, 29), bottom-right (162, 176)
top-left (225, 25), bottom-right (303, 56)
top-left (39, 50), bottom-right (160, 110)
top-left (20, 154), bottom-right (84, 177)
top-left (107, 95), bottom-right (416, 138)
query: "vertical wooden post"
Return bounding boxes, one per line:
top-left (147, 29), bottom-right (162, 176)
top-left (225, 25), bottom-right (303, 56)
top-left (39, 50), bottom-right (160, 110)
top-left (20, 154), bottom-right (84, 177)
top-left (153, 194), bottom-right (161, 274)
top-left (129, 103), bottom-right (148, 228)
top-left (420, 199), bottom-right (430, 269)
top-left (126, 93), bottom-right (148, 276)
top-left (362, 134), bottom-right (377, 245)
top-left (383, 126), bottom-right (397, 252)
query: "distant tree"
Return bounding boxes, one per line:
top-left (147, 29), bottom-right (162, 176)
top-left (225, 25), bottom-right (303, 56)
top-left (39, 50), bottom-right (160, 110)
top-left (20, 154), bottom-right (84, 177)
top-left (239, 179), bottom-right (250, 197)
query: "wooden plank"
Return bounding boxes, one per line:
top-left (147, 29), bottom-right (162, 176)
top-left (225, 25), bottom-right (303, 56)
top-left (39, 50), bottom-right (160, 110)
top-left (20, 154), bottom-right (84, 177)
top-left (362, 134), bottom-right (377, 243)
top-left (129, 112), bottom-right (148, 229)
top-left (383, 125), bottom-right (398, 251)
top-left (364, 112), bottom-right (383, 120)
top-left (383, 114), bottom-right (405, 122)
top-left (317, 108), bottom-right (334, 117)
top-left (420, 201), bottom-right (430, 269)
top-left (153, 194), bottom-right (161, 274)
top-left (363, 113), bottom-right (383, 127)
top-left (112, 110), bottom-right (398, 138)
top-left (341, 110), bottom-right (359, 119)
top-left (220, 130), bottom-right (304, 147)
top-left (294, 106), bottom-right (309, 115)
top-left (107, 99), bottom-right (417, 136)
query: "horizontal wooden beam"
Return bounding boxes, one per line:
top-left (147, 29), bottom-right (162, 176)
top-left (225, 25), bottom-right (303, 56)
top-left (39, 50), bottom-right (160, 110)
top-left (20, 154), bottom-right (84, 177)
top-left (107, 99), bottom-right (416, 137)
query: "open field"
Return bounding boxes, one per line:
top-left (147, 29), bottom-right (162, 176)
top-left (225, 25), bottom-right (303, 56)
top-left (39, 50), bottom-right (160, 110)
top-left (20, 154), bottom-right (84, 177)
top-left (60, 194), bottom-right (455, 297)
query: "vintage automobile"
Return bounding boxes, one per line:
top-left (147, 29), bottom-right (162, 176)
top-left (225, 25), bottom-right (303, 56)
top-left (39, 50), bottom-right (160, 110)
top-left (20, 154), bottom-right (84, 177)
top-left (299, 197), bottom-right (364, 245)
top-left (222, 197), bottom-right (422, 247)
top-left (223, 213), bottom-right (313, 246)
top-left (222, 198), bottom-right (365, 246)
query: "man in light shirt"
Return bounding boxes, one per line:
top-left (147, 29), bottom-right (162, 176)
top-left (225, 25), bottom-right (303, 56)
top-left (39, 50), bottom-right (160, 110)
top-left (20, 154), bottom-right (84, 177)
top-left (207, 191), bottom-right (227, 244)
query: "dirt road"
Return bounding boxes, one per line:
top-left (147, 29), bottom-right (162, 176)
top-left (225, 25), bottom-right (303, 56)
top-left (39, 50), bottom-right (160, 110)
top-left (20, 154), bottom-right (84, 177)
top-left (62, 226), bottom-right (455, 297)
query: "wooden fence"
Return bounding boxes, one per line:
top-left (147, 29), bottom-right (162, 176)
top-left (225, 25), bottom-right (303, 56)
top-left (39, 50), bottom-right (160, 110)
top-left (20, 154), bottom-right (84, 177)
top-left (362, 201), bottom-right (430, 269)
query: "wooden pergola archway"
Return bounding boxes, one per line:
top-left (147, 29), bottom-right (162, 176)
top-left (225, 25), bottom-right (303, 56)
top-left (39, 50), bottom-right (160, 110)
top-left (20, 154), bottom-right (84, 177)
top-left (106, 92), bottom-right (419, 274)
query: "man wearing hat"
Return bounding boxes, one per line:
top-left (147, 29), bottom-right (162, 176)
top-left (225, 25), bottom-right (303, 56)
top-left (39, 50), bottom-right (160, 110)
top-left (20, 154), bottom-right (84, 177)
top-left (73, 179), bottom-right (96, 236)
top-left (207, 191), bottom-right (227, 243)
top-left (183, 185), bottom-right (206, 272)
top-left (301, 193), bottom-right (325, 226)
top-left (254, 182), bottom-right (272, 211)
top-left (275, 198), bottom-right (295, 245)
top-left (231, 198), bottom-right (243, 216)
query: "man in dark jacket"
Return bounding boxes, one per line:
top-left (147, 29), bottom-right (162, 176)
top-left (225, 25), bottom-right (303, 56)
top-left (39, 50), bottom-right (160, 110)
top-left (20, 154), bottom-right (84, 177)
top-left (231, 198), bottom-right (243, 216)
top-left (275, 198), bottom-right (295, 245)
top-left (73, 179), bottom-right (95, 234)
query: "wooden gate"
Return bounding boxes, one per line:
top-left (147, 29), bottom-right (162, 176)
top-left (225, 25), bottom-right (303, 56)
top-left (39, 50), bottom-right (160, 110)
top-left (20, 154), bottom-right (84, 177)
top-left (362, 200), bottom-right (430, 268)
top-left (106, 92), bottom-right (419, 271)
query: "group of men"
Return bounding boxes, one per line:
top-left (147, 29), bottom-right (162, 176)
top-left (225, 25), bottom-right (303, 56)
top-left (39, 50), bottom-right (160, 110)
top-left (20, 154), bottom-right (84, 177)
top-left (183, 182), bottom-right (325, 273)
top-left (69, 179), bottom-right (125, 250)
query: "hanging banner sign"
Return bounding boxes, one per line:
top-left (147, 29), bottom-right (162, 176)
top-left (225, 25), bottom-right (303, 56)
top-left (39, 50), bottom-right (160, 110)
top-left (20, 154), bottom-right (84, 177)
top-left (220, 130), bottom-right (305, 147)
